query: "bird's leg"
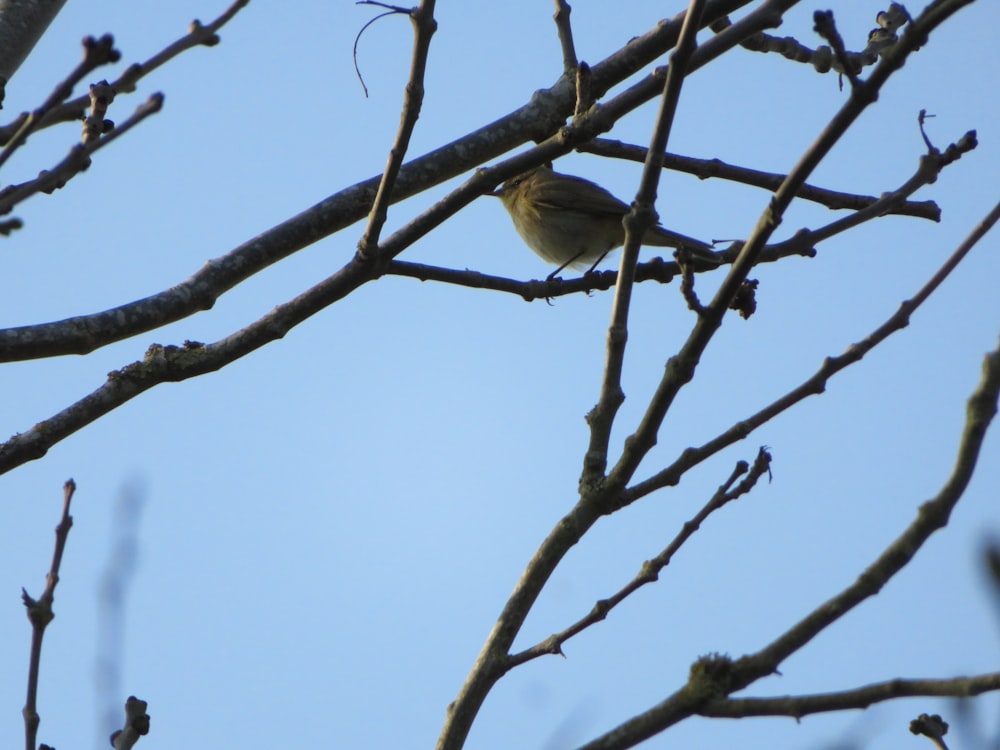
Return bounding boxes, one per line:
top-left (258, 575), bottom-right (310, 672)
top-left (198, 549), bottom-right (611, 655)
top-left (546, 250), bottom-right (586, 280)
top-left (583, 250), bottom-right (609, 276)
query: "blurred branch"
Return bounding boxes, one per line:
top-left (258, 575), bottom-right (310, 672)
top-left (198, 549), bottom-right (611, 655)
top-left (20, 479), bottom-right (76, 750)
top-left (96, 481), bottom-right (147, 748)
top-left (700, 674), bottom-right (1000, 718)
top-left (813, 10), bottom-right (861, 87)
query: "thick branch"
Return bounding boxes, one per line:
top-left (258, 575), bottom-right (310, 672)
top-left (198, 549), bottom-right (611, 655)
top-left (0, 0), bottom-right (70, 82)
top-left (0, 0), bottom-right (758, 363)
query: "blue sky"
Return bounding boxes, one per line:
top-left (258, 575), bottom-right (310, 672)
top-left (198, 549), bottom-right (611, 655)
top-left (0, 2), bottom-right (998, 750)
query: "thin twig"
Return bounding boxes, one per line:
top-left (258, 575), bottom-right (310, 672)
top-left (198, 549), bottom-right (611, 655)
top-left (700, 675), bottom-right (1000, 718)
top-left (509, 449), bottom-right (770, 667)
top-left (627, 196), bottom-right (1000, 503)
top-left (730, 3), bottom-right (909, 76)
top-left (352, 4), bottom-right (410, 97)
top-left (579, 138), bottom-right (941, 220)
top-left (0, 0), bottom-right (249, 142)
top-left (0, 93), bottom-right (163, 216)
top-left (0, 35), bottom-right (119, 165)
top-left (21, 479), bottom-right (76, 750)
top-left (553, 0), bottom-right (579, 76)
top-left (577, 324), bottom-right (1000, 750)
top-left (585, 0), bottom-right (708, 485)
top-left (769, 128), bottom-right (977, 250)
top-left (357, 0), bottom-right (437, 261)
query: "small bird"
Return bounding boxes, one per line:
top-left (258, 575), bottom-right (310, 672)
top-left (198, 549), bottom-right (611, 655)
top-left (491, 164), bottom-right (718, 277)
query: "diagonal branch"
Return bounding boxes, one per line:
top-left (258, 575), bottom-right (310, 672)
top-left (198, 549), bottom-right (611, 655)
top-left (0, 93), bottom-right (163, 216)
top-left (509, 448), bottom-right (771, 668)
top-left (357, 0), bottom-right (437, 259)
top-left (584, 0), bottom-right (710, 484)
top-left (626, 195), bottom-right (1000, 504)
top-left (605, 0), bottom-right (978, 495)
top-left (576, 324), bottom-right (1000, 749)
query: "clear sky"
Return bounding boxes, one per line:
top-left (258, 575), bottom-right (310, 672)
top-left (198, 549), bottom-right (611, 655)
top-left (0, 2), bottom-right (997, 750)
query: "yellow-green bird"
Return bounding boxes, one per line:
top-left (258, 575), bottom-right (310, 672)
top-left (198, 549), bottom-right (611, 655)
top-left (492, 165), bottom-right (718, 277)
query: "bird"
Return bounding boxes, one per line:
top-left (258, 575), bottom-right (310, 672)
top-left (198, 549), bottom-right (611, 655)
top-left (491, 164), bottom-right (718, 278)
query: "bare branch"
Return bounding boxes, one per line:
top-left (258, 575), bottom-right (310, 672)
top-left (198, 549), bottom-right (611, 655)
top-left (579, 138), bottom-right (941, 220)
top-left (357, 0), bottom-right (438, 259)
top-left (700, 674), bottom-right (1000, 718)
top-left (721, 2), bottom-right (910, 76)
top-left (0, 35), bottom-right (119, 166)
top-left (0, 0), bottom-right (250, 142)
top-left (577, 322), bottom-right (1000, 750)
top-left (628, 196), bottom-right (1000, 503)
top-left (604, 0), bottom-right (977, 496)
top-left (509, 448), bottom-right (771, 668)
top-left (553, 0), bottom-right (579, 76)
top-left (584, 0), bottom-right (712, 485)
top-left (0, 93), bottom-right (163, 216)
top-left (21, 479), bottom-right (76, 750)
